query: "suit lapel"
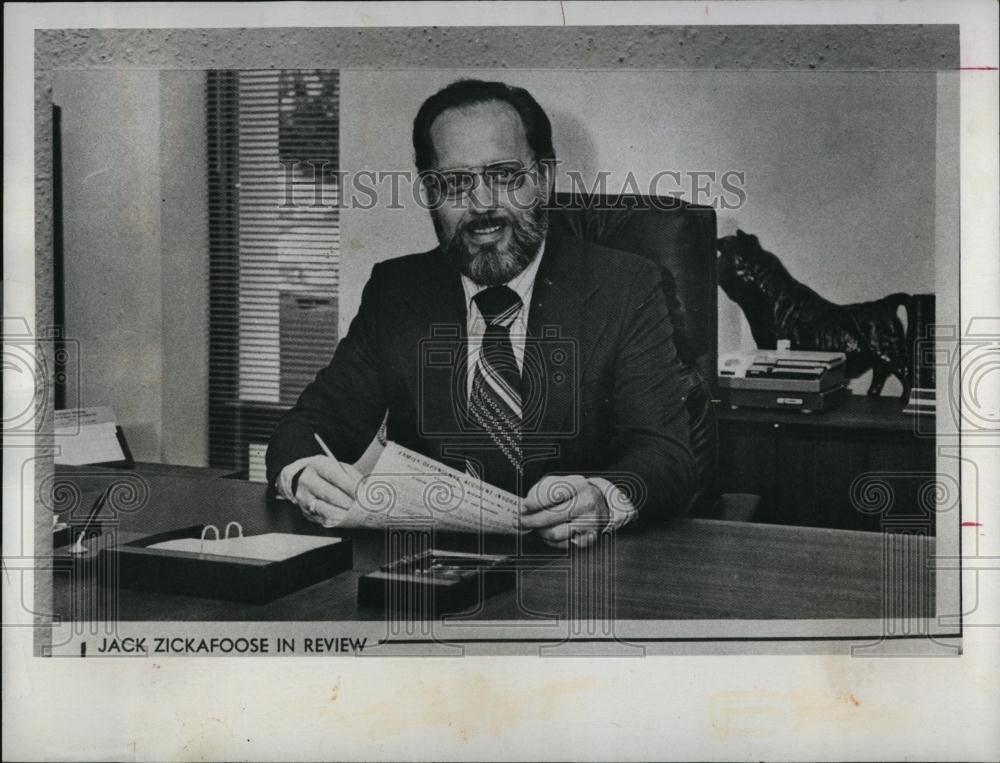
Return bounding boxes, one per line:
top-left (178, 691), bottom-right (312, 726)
top-left (524, 233), bottom-right (602, 439)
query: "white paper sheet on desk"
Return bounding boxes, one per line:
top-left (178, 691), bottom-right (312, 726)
top-left (330, 442), bottom-right (523, 534)
top-left (54, 406), bottom-right (126, 465)
top-left (148, 533), bottom-right (341, 562)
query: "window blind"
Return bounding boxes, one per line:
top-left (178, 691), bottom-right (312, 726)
top-left (207, 70), bottom-right (340, 472)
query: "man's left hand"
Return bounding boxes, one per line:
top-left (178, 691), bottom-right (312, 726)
top-left (521, 475), bottom-right (609, 548)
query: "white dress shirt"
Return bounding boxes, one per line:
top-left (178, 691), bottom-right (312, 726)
top-left (279, 239), bottom-right (636, 531)
top-left (460, 241), bottom-right (543, 400)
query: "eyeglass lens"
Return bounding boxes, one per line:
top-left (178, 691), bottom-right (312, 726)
top-left (436, 161), bottom-right (532, 198)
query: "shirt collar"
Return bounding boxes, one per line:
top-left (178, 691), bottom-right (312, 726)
top-left (460, 239), bottom-right (546, 313)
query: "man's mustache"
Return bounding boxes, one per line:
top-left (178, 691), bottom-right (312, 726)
top-left (460, 213), bottom-right (511, 232)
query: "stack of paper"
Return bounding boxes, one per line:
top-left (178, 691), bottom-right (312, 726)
top-left (149, 533), bottom-right (342, 562)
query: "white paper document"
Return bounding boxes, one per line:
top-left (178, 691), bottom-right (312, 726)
top-left (148, 533), bottom-right (342, 562)
top-left (331, 442), bottom-right (523, 534)
top-left (54, 406), bottom-right (127, 465)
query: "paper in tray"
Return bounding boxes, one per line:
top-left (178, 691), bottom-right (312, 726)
top-left (148, 533), bottom-right (339, 562)
top-left (102, 523), bottom-right (353, 603)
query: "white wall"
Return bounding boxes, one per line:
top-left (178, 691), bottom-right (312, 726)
top-left (340, 69), bottom-right (939, 396)
top-left (158, 71), bottom-right (210, 464)
top-left (54, 70), bottom-right (208, 464)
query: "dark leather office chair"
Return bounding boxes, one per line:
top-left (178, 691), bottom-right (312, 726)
top-left (550, 191), bottom-right (757, 520)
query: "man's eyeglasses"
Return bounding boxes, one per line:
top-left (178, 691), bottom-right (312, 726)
top-left (423, 159), bottom-right (540, 200)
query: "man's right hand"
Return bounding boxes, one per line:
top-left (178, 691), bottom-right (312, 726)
top-left (290, 455), bottom-right (362, 528)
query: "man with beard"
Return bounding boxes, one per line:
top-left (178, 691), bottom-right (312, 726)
top-left (266, 79), bottom-right (695, 547)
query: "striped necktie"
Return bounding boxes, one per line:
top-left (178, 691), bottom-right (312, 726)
top-left (469, 285), bottom-right (523, 493)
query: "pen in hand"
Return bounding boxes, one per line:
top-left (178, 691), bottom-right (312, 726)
top-left (313, 433), bottom-right (352, 480)
top-left (313, 432), bottom-right (357, 527)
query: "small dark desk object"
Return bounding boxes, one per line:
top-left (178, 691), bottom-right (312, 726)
top-left (358, 549), bottom-right (517, 614)
top-left (53, 487), bottom-right (108, 552)
top-left (103, 524), bottom-right (353, 603)
top-left (53, 519), bottom-right (105, 549)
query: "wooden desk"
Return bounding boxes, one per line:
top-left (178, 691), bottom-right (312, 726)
top-left (716, 396), bottom-right (936, 532)
top-left (51, 464), bottom-right (934, 622)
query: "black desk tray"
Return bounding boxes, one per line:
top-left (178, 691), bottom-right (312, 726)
top-left (102, 525), bottom-right (352, 603)
top-left (358, 549), bottom-right (518, 615)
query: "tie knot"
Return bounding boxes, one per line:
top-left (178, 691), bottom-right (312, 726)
top-left (473, 285), bottom-right (522, 326)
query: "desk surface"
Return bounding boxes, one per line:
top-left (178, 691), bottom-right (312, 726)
top-left (52, 464), bottom-right (933, 622)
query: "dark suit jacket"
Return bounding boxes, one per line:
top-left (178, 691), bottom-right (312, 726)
top-left (266, 232), bottom-right (696, 522)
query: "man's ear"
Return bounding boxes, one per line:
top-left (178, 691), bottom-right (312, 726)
top-left (417, 172), bottom-right (439, 212)
top-left (417, 176), bottom-right (432, 210)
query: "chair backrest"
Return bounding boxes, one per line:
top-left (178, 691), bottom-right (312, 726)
top-left (549, 192), bottom-right (719, 512)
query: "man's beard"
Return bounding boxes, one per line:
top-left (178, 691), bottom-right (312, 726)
top-left (434, 203), bottom-right (548, 287)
